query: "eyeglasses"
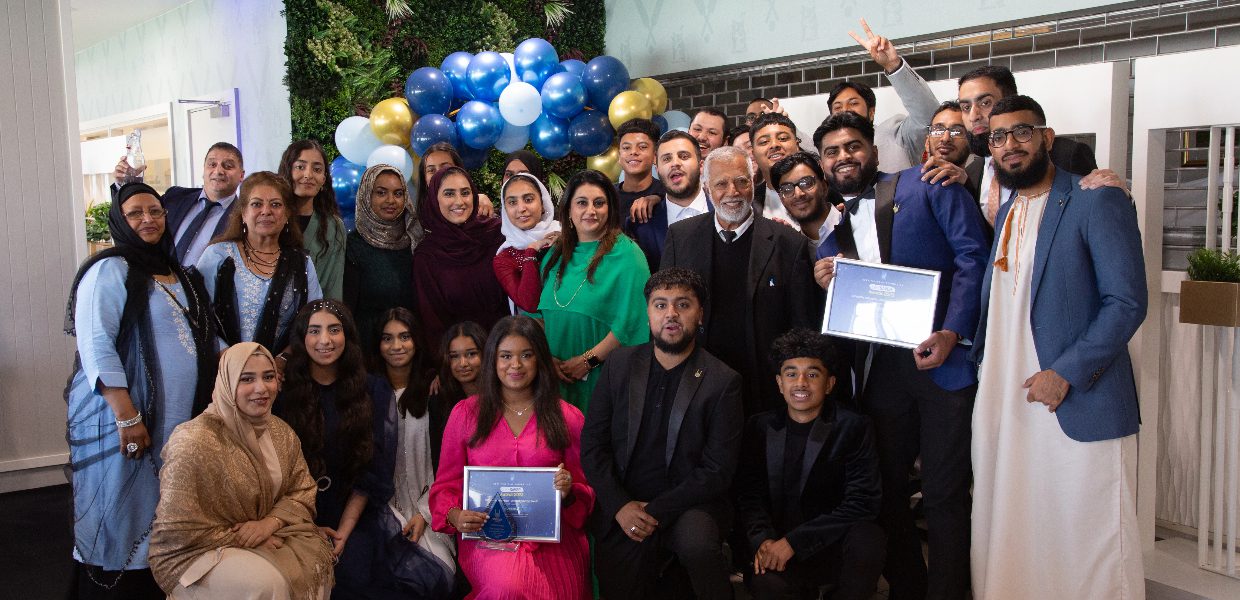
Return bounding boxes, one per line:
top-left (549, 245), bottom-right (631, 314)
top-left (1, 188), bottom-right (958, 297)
top-left (927, 125), bottom-right (967, 139)
top-left (123, 208), bottom-right (167, 221)
top-left (988, 124), bottom-right (1049, 148)
top-left (777, 176), bottom-right (819, 199)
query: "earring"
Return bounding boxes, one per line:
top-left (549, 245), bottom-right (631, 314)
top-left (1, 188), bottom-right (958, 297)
top-left (242, 223), bottom-right (248, 234)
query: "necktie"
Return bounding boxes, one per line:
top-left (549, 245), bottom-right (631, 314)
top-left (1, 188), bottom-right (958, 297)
top-left (721, 230), bottom-right (736, 243)
top-left (175, 200), bottom-right (220, 263)
top-left (986, 163), bottom-right (1001, 226)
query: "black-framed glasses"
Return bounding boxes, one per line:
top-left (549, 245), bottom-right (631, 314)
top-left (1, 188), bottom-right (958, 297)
top-left (927, 125), bottom-right (967, 139)
top-left (777, 176), bottom-right (819, 199)
top-left (123, 208), bottom-right (167, 221)
top-left (988, 124), bottom-right (1049, 148)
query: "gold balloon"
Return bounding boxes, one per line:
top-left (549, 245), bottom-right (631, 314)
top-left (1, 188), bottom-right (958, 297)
top-left (587, 145), bottom-right (622, 182)
top-left (370, 98), bottom-right (415, 147)
top-left (608, 91), bottom-right (653, 130)
top-left (630, 78), bottom-right (668, 114)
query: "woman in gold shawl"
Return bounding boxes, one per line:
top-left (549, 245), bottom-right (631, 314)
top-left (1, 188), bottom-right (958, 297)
top-left (149, 342), bottom-right (334, 599)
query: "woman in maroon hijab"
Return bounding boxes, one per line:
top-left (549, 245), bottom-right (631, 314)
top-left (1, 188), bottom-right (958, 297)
top-left (413, 166), bottom-right (509, 344)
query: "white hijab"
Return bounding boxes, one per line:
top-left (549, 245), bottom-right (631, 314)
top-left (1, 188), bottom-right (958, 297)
top-left (497, 172), bottom-right (561, 253)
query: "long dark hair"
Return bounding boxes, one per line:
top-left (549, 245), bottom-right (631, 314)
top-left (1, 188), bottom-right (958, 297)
top-left (469, 315), bottom-right (567, 450)
top-left (281, 299), bottom-right (373, 488)
top-left (214, 171), bottom-right (304, 248)
top-left (278, 140), bottom-right (339, 261)
top-left (437, 321), bottom-right (488, 406)
top-left (542, 169), bottom-right (622, 285)
top-left (417, 142), bottom-right (466, 206)
top-left (374, 308), bottom-right (436, 418)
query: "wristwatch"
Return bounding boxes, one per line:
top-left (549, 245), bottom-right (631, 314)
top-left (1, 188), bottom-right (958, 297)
top-left (583, 349), bottom-right (603, 370)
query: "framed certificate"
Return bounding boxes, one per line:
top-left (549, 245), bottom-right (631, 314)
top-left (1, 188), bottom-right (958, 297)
top-left (462, 466), bottom-right (561, 542)
top-left (822, 258), bottom-right (941, 349)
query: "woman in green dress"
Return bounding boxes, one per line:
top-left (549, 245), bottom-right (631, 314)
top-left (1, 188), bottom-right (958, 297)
top-left (343, 164), bottom-right (422, 356)
top-left (279, 139), bottom-right (347, 300)
top-left (538, 169), bottom-right (650, 412)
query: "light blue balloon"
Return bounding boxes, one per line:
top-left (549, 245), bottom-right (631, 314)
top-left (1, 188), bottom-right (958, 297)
top-left (366, 145), bottom-right (416, 183)
top-left (440, 52), bottom-right (474, 101)
top-left (530, 113), bottom-right (570, 159)
top-left (568, 110), bottom-right (614, 156)
top-left (404, 67), bottom-right (453, 116)
top-left (410, 114), bottom-right (459, 156)
top-left (662, 110), bottom-right (691, 131)
top-left (560, 59), bottom-right (586, 77)
top-left (494, 122), bottom-right (530, 153)
top-left (334, 116), bottom-right (383, 166)
top-left (582, 55), bottom-right (630, 109)
top-left (456, 100), bottom-right (504, 149)
top-left (514, 38), bottom-right (561, 89)
top-left (498, 81), bottom-right (542, 127)
top-left (467, 51), bottom-right (512, 102)
top-left (541, 72), bottom-right (586, 120)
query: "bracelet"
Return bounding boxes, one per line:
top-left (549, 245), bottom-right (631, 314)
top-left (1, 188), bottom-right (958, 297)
top-left (447, 506), bottom-right (461, 529)
top-left (116, 412), bottom-right (143, 428)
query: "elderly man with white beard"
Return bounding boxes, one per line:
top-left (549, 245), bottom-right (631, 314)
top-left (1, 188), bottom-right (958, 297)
top-left (661, 145), bottom-right (821, 418)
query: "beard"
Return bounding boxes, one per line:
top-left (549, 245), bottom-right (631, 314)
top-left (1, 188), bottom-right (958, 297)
top-left (715, 195), bottom-right (753, 225)
top-left (826, 153), bottom-right (879, 196)
top-left (994, 146), bottom-right (1051, 190)
top-left (966, 131), bottom-right (991, 157)
top-left (652, 325), bottom-right (696, 354)
top-left (665, 170), bottom-right (701, 201)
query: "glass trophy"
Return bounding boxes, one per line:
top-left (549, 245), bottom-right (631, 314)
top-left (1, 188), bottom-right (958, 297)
top-left (478, 494), bottom-right (518, 551)
top-left (123, 129), bottom-right (146, 183)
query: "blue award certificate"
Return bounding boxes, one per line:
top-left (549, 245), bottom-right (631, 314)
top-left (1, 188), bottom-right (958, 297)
top-left (822, 258), bottom-right (941, 348)
top-left (462, 466), bottom-right (561, 542)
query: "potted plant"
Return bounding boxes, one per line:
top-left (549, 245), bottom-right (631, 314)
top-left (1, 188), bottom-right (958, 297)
top-left (86, 201), bottom-right (112, 255)
top-left (1180, 247), bottom-right (1240, 327)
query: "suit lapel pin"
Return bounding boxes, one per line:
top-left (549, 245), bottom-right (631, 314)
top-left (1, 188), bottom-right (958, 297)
top-left (694, 369), bottom-right (703, 378)
top-left (893, 203), bottom-right (900, 214)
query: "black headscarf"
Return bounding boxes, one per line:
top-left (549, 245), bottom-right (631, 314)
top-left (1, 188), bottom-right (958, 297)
top-left (64, 182), bottom-right (218, 415)
top-left (503, 150), bottom-right (546, 183)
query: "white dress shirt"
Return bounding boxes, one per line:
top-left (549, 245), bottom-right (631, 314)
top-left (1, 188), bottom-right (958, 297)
top-left (176, 192), bottom-right (237, 266)
top-left (846, 191), bottom-right (882, 263)
top-left (713, 208), bottom-right (754, 242)
top-left (667, 188), bottom-right (710, 226)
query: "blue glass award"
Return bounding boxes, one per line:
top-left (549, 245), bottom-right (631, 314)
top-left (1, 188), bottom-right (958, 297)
top-left (480, 494), bottom-right (515, 541)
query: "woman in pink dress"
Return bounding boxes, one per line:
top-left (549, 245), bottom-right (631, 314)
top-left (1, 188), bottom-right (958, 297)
top-left (429, 315), bottom-right (594, 599)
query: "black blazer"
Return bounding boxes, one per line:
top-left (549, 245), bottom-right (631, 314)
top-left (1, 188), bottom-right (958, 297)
top-left (660, 214), bottom-right (822, 414)
top-left (1050, 137), bottom-right (1098, 176)
top-left (581, 344), bottom-right (744, 527)
top-left (163, 186), bottom-right (237, 245)
top-left (734, 406), bottom-right (881, 558)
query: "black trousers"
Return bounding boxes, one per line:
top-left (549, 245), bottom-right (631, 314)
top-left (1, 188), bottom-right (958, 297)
top-left (594, 508), bottom-right (733, 600)
top-left (743, 521), bottom-right (886, 600)
top-left (70, 563), bottom-right (163, 600)
top-left (863, 345), bottom-right (974, 600)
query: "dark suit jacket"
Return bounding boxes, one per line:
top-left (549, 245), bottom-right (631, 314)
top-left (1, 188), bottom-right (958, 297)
top-left (735, 406), bottom-right (881, 557)
top-left (818, 168), bottom-right (990, 392)
top-left (162, 186), bottom-right (237, 244)
top-left (581, 344), bottom-right (744, 527)
top-left (624, 195), bottom-right (713, 272)
top-left (1050, 137), bottom-right (1098, 176)
top-left (661, 214), bottom-right (822, 413)
top-left (972, 168), bottom-right (1146, 442)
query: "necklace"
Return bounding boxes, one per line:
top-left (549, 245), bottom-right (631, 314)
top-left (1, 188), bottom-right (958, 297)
top-left (1016, 185), bottom-right (1052, 200)
top-left (153, 279), bottom-right (201, 330)
top-left (553, 276), bottom-right (589, 308)
top-left (242, 240), bottom-right (279, 276)
top-left (503, 401), bottom-right (534, 416)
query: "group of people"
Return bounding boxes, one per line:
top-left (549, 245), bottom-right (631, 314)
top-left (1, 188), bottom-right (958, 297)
top-left (64, 21), bottom-right (1147, 600)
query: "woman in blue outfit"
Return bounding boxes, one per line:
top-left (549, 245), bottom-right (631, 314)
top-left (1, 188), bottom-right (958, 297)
top-left (63, 182), bottom-right (216, 600)
top-left (197, 172), bottom-right (322, 356)
top-left (275, 299), bottom-right (407, 598)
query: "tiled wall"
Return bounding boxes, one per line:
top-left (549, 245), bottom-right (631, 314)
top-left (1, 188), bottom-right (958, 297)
top-left (657, 1), bottom-right (1240, 270)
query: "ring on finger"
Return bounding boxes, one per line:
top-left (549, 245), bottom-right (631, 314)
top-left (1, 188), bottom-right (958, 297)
top-left (126, 442), bottom-right (139, 454)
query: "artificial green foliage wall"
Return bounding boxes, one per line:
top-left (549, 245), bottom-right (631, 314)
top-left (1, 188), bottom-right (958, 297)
top-left (283, 0), bottom-right (604, 199)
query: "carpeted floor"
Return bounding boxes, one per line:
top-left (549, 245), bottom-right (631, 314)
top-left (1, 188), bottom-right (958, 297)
top-left (0, 484), bottom-right (74, 600)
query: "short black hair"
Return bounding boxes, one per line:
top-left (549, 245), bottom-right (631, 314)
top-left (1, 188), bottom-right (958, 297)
top-left (206, 141), bottom-right (243, 167)
top-left (769, 151), bottom-right (825, 188)
top-left (644, 267), bottom-right (709, 310)
top-left (932, 100), bottom-right (962, 120)
top-left (989, 94), bottom-right (1046, 126)
top-left (827, 81), bottom-right (877, 113)
top-left (693, 108), bottom-right (728, 124)
top-left (657, 130), bottom-right (702, 159)
top-left (813, 111), bottom-right (875, 150)
top-left (958, 65), bottom-right (1019, 98)
top-left (616, 118), bottom-right (661, 144)
top-left (724, 125), bottom-right (750, 146)
top-left (770, 328), bottom-right (841, 377)
top-left (748, 112), bottom-right (797, 141)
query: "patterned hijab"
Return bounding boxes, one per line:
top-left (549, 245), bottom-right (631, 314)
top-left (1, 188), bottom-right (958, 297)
top-left (498, 172), bottom-right (560, 253)
top-left (354, 164), bottom-right (423, 254)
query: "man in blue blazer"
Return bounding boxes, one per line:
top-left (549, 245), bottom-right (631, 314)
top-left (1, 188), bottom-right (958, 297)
top-left (813, 111), bottom-right (989, 600)
top-left (626, 131), bottom-right (713, 270)
top-left (969, 95), bottom-right (1146, 600)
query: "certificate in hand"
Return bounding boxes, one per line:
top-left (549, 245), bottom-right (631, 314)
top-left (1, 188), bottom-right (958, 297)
top-left (462, 466), bottom-right (561, 542)
top-left (822, 258), bottom-right (941, 348)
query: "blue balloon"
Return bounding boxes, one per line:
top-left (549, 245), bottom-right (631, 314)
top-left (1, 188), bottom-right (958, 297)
top-left (494, 122), bottom-right (530, 153)
top-left (653, 114), bottom-right (669, 135)
top-left (582, 55), bottom-right (630, 110)
top-left (466, 51), bottom-right (511, 102)
top-left (456, 100), bottom-right (504, 149)
top-left (560, 59), bottom-right (586, 77)
top-left (530, 114), bottom-right (570, 159)
top-left (404, 67), bottom-right (453, 116)
top-left (330, 156), bottom-right (364, 215)
top-left (541, 72), bottom-right (586, 120)
top-left (458, 143), bottom-right (490, 170)
top-left (568, 110), bottom-right (614, 156)
top-left (440, 52), bottom-right (474, 101)
top-left (514, 38), bottom-right (561, 89)
top-left (410, 114), bottom-right (459, 156)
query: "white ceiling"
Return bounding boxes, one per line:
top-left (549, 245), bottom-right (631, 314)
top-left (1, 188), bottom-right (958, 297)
top-left (69, 0), bottom-right (195, 51)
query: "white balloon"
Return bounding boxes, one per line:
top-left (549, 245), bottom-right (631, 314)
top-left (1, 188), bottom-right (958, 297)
top-left (662, 110), bottom-right (692, 131)
top-left (494, 122), bottom-right (530, 153)
top-left (335, 116), bottom-right (383, 165)
top-left (366, 145), bottom-right (415, 182)
top-left (498, 82), bottom-right (543, 127)
top-left (500, 52), bottom-right (518, 81)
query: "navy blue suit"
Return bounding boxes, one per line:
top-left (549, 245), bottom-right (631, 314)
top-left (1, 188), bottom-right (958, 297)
top-left (973, 168), bottom-right (1147, 443)
top-left (161, 186), bottom-right (236, 244)
top-left (624, 198), bottom-right (712, 271)
top-left (818, 168), bottom-right (989, 600)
